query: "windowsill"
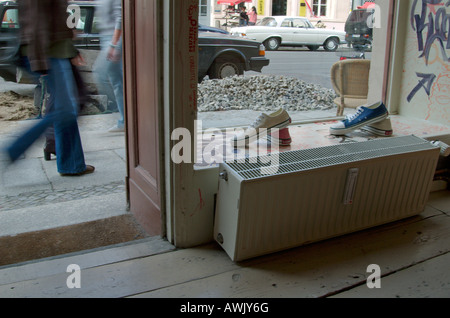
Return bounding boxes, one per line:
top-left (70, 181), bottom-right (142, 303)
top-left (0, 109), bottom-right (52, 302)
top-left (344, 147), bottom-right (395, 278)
top-left (194, 113), bottom-right (450, 170)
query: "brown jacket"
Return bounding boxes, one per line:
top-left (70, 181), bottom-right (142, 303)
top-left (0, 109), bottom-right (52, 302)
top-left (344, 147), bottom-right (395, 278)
top-left (18, 0), bottom-right (74, 72)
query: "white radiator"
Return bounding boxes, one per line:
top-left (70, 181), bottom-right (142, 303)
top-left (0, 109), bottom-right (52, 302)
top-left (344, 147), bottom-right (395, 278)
top-left (214, 135), bottom-right (440, 261)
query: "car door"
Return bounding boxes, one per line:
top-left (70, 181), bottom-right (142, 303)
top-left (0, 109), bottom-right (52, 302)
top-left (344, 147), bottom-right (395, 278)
top-left (278, 18), bottom-right (294, 44)
top-left (290, 18), bottom-right (314, 45)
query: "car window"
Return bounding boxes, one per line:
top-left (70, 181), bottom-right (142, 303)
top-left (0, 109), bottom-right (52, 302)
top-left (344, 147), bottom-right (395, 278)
top-left (292, 19), bottom-right (307, 28)
top-left (1, 8), bottom-right (19, 29)
top-left (280, 19), bottom-right (292, 27)
top-left (347, 9), bottom-right (373, 23)
top-left (91, 10), bottom-right (101, 34)
top-left (260, 17), bottom-right (278, 27)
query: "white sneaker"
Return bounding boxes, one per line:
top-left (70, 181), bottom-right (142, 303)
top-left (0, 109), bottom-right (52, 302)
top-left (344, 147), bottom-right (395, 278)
top-left (108, 126), bottom-right (125, 133)
top-left (232, 109), bottom-right (291, 147)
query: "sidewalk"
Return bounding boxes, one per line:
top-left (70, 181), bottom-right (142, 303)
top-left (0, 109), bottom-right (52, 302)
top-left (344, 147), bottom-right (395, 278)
top-left (0, 114), bottom-right (128, 234)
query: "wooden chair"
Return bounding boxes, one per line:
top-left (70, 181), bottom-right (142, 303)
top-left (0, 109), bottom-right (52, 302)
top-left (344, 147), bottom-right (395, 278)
top-left (330, 59), bottom-right (371, 116)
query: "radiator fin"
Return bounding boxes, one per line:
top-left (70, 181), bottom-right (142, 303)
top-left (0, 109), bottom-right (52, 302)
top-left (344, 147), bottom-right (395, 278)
top-left (228, 136), bottom-right (434, 180)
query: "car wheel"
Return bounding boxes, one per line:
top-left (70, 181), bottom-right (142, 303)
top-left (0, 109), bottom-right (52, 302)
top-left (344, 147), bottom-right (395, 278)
top-left (209, 59), bottom-right (243, 80)
top-left (324, 38), bottom-right (339, 51)
top-left (264, 38), bottom-right (280, 51)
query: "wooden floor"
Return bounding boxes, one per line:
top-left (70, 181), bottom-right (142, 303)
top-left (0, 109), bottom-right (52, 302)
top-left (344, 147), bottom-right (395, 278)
top-left (0, 190), bottom-right (448, 298)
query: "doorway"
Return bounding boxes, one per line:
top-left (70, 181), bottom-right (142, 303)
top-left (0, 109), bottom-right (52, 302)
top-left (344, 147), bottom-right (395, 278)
top-left (272, 0), bottom-right (287, 15)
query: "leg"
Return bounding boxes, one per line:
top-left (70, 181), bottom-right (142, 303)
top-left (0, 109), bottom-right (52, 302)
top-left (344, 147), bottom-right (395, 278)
top-left (106, 54), bottom-right (124, 128)
top-left (93, 47), bottom-right (119, 112)
top-left (47, 58), bottom-right (87, 174)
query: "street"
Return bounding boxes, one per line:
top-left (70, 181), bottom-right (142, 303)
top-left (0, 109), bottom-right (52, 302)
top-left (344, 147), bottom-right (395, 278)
top-left (247, 47), bottom-right (371, 89)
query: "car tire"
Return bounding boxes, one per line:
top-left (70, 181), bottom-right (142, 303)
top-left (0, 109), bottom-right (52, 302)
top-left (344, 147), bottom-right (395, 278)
top-left (264, 38), bottom-right (280, 51)
top-left (208, 58), bottom-right (243, 80)
top-left (324, 38), bottom-right (339, 51)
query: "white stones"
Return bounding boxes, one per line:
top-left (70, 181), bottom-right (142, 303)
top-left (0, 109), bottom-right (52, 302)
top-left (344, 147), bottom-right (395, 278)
top-left (198, 75), bottom-right (337, 113)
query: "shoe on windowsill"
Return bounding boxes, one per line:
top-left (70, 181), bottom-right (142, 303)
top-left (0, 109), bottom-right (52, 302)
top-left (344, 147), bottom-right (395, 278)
top-left (330, 101), bottom-right (389, 136)
top-left (232, 109), bottom-right (291, 147)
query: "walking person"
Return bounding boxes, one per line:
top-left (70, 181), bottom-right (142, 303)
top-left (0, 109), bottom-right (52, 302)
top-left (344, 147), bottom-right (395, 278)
top-left (239, 6), bottom-right (249, 26)
top-left (1, 0), bottom-right (94, 177)
top-left (93, 0), bottom-right (125, 133)
top-left (248, 6), bottom-right (258, 26)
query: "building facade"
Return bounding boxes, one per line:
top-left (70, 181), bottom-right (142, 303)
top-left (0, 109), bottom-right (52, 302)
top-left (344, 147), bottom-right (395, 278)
top-left (203, 0), bottom-right (354, 31)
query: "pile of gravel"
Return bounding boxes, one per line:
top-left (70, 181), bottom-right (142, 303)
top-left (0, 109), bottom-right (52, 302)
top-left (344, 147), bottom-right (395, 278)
top-left (198, 75), bottom-right (337, 112)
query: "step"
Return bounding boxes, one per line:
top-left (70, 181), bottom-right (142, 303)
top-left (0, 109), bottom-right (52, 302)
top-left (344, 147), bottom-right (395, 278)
top-left (0, 236), bottom-right (175, 285)
top-left (0, 192), bottom-right (155, 267)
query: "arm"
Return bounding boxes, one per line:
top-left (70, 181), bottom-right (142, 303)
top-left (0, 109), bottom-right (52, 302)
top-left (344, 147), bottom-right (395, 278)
top-left (107, 0), bottom-right (123, 61)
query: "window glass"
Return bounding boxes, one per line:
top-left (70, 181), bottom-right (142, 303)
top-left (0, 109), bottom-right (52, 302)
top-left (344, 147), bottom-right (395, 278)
top-left (313, 0), bottom-right (327, 17)
top-left (260, 17), bottom-right (277, 27)
top-left (292, 19), bottom-right (307, 28)
top-left (199, 0), bottom-right (208, 17)
top-left (203, 1), bottom-right (378, 133)
top-left (280, 19), bottom-right (292, 27)
top-left (1, 8), bottom-right (19, 29)
top-left (91, 9), bottom-right (101, 34)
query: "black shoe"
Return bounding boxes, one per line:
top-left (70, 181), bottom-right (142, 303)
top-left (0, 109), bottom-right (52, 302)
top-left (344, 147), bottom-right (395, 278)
top-left (44, 150), bottom-right (56, 161)
top-left (60, 165), bottom-right (95, 177)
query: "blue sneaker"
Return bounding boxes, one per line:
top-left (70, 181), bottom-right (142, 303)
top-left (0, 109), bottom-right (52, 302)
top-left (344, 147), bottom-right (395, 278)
top-left (330, 102), bottom-right (389, 135)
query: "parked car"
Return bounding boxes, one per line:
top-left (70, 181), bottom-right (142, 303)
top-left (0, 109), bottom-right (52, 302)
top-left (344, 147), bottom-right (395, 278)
top-left (199, 24), bottom-right (229, 34)
top-left (344, 8), bottom-right (374, 48)
top-left (0, 1), bottom-right (22, 82)
top-left (198, 32), bottom-right (269, 81)
top-left (230, 16), bottom-right (346, 52)
top-left (0, 1), bottom-right (268, 83)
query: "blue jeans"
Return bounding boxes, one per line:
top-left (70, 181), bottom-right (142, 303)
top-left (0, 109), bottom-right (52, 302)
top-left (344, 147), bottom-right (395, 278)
top-left (7, 58), bottom-right (87, 174)
top-left (93, 36), bottom-right (124, 128)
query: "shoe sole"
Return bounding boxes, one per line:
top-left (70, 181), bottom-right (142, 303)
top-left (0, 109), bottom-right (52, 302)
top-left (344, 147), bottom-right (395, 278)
top-left (233, 117), bottom-right (292, 147)
top-left (360, 125), bottom-right (393, 137)
top-left (60, 165), bottom-right (95, 177)
top-left (330, 112), bottom-right (388, 136)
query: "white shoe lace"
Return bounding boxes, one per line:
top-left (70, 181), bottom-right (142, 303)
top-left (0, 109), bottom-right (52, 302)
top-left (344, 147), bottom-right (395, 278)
top-left (346, 107), bottom-right (363, 122)
top-left (250, 114), bottom-right (265, 128)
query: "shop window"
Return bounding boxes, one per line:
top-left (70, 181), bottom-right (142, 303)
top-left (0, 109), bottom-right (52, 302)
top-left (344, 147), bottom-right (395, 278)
top-left (312, 0), bottom-right (328, 17)
top-left (199, 0), bottom-right (208, 17)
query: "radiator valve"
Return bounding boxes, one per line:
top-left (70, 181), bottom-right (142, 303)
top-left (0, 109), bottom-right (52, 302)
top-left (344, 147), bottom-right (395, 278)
top-left (219, 170), bottom-right (228, 181)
